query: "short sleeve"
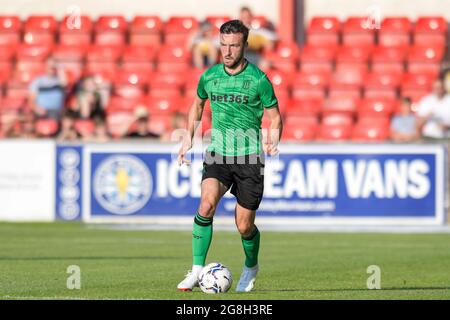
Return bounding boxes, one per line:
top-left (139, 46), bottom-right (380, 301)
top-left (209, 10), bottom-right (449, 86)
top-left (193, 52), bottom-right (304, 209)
top-left (197, 72), bottom-right (208, 100)
top-left (258, 75), bottom-right (278, 108)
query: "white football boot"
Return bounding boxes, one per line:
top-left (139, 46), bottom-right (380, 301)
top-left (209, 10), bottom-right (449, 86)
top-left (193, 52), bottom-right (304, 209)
top-left (235, 264), bottom-right (259, 292)
top-left (177, 266), bottom-right (202, 291)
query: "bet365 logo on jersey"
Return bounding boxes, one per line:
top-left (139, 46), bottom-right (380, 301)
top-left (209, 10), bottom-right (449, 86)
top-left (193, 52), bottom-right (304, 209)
top-left (211, 93), bottom-right (249, 104)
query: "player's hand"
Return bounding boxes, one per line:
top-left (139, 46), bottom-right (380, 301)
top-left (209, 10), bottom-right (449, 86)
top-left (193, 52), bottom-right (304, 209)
top-left (178, 136), bottom-right (193, 166)
top-left (263, 142), bottom-right (279, 156)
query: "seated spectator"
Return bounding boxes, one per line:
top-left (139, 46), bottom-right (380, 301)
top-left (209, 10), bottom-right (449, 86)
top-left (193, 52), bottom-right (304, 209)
top-left (189, 21), bottom-right (219, 69)
top-left (416, 79), bottom-right (450, 139)
top-left (29, 58), bottom-right (67, 120)
top-left (57, 110), bottom-right (79, 141)
top-left (70, 75), bottom-right (105, 120)
top-left (125, 107), bottom-right (160, 139)
top-left (238, 6), bottom-right (278, 68)
top-left (390, 97), bottom-right (419, 142)
top-left (160, 111), bottom-right (187, 141)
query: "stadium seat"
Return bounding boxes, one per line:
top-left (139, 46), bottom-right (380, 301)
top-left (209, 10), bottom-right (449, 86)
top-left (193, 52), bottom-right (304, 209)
top-left (317, 124), bottom-right (352, 141)
top-left (378, 17), bottom-right (412, 47)
top-left (414, 16), bottom-right (447, 48)
top-left (146, 95), bottom-right (181, 115)
top-left (113, 69), bottom-right (152, 98)
top-left (23, 15), bottom-right (57, 45)
top-left (0, 15), bottom-right (22, 46)
top-left (265, 69), bottom-right (293, 91)
top-left (157, 44), bottom-right (191, 72)
top-left (184, 68), bottom-right (205, 98)
top-left (206, 16), bottom-right (231, 32)
top-left (291, 70), bottom-right (330, 99)
top-left (358, 97), bottom-right (397, 118)
top-left (52, 44), bottom-right (86, 83)
top-left (148, 113), bottom-right (173, 135)
top-left (321, 113), bottom-right (353, 126)
top-left (370, 45), bottom-right (407, 74)
top-left (85, 45), bottom-right (122, 80)
top-left (121, 45), bottom-right (156, 73)
top-left (149, 71), bottom-right (185, 97)
top-left (298, 44), bottom-right (337, 73)
top-left (342, 17), bottom-right (375, 46)
top-left (282, 115), bottom-right (319, 141)
top-left (0, 96), bottom-right (27, 112)
top-left (407, 45), bottom-right (444, 75)
top-left (286, 98), bottom-right (323, 116)
top-left (94, 15), bottom-right (128, 46)
top-left (130, 16), bottom-right (163, 47)
top-left (106, 111), bottom-right (135, 138)
top-left (35, 118), bottom-right (59, 137)
top-left (106, 96), bottom-right (144, 113)
top-left (264, 41), bottom-right (299, 72)
top-left (306, 17), bottom-right (341, 46)
top-left (352, 118), bottom-right (390, 141)
top-left (16, 43), bottom-right (53, 64)
top-left (364, 71), bottom-right (402, 99)
top-left (164, 16), bottom-right (199, 46)
top-left (322, 96), bottom-right (359, 116)
top-left (74, 119), bottom-right (96, 137)
top-left (59, 15), bottom-right (93, 46)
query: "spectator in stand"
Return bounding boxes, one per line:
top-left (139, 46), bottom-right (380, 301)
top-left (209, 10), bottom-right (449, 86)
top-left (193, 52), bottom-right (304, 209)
top-left (125, 107), bottom-right (160, 139)
top-left (390, 97), bottom-right (420, 142)
top-left (57, 110), bottom-right (79, 141)
top-left (416, 79), bottom-right (450, 139)
top-left (160, 111), bottom-right (187, 141)
top-left (189, 20), bottom-right (219, 69)
top-left (29, 58), bottom-right (67, 120)
top-left (238, 6), bottom-right (278, 68)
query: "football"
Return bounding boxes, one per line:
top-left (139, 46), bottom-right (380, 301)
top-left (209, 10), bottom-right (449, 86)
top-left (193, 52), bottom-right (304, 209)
top-left (198, 263), bottom-right (233, 294)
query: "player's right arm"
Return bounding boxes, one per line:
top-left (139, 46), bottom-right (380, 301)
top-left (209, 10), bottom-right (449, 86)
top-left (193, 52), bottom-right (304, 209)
top-left (177, 95), bottom-right (207, 165)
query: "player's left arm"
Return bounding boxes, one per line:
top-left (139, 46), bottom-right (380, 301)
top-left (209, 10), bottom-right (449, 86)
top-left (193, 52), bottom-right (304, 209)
top-left (264, 106), bottom-right (283, 156)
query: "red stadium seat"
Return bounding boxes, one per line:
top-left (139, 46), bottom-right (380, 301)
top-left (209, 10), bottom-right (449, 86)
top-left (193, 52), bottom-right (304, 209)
top-left (321, 113), bottom-right (353, 126)
top-left (264, 41), bottom-right (299, 72)
top-left (317, 124), bottom-right (352, 141)
top-left (364, 71), bottom-right (402, 99)
top-left (106, 96), bottom-right (144, 113)
top-left (106, 111), bottom-right (135, 138)
top-left (265, 69), bottom-right (293, 91)
top-left (370, 45), bottom-right (407, 73)
top-left (184, 68), bottom-right (205, 98)
top-left (148, 113), bottom-right (173, 135)
top-left (23, 15), bottom-right (57, 45)
top-left (146, 95), bottom-right (181, 115)
top-left (16, 43), bottom-right (52, 62)
top-left (85, 45), bottom-right (122, 79)
top-left (130, 16), bottom-right (163, 47)
top-left (286, 98), bottom-right (323, 116)
top-left (298, 44), bottom-right (337, 73)
top-left (157, 44), bottom-right (191, 72)
top-left (379, 17), bottom-right (412, 47)
top-left (322, 96), bottom-right (359, 116)
top-left (352, 118), bottom-right (390, 141)
top-left (74, 119), bottom-right (96, 137)
top-left (342, 17), bottom-right (376, 46)
top-left (282, 122), bottom-right (317, 141)
top-left (121, 45), bottom-right (156, 73)
top-left (358, 97), bottom-right (397, 118)
top-left (94, 15), bottom-right (128, 46)
top-left (407, 45), bottom-right (444, 75)
top-left (0, 96), bottom-right (27, 111)
top-left (149, 71), bottom-right (185, 98)
top-left (307, 17), bottom-right (341, 46)
top-left (291, 70), bottom-right (330, 99)
top-left (206, 16), bottom-right (231, 32)
top-left (113, 69), bottom-right (152, 98)
top-left (0, 16), bottom-right (22, 46)
top-left (52, 44), bottom-right (86, 84)
top-left (164, 16), bottom-right (199, 45)
top-left (59, 15), bottom-right (93, 46)
top-left (35, 118), bottom-right (59, 137)
top-left (414, 16), bottom-right (447, 48)
top-left (328, 68), bottom-right (363, 100)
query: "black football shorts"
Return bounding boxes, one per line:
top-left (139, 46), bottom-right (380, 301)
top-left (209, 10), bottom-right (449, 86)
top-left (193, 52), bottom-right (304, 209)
top-left (201, 151), bottom-right (265, 210)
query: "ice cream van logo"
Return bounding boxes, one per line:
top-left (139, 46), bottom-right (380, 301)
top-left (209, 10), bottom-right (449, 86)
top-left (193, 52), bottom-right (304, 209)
top-left (93, 155), bottom-right (152, 215)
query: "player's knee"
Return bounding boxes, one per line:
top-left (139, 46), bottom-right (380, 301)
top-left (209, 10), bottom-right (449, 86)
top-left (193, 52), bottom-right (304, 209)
top-left (236, 222), bottom-right (254, 237)
top-left (198, 200), bottom-right (216, 218)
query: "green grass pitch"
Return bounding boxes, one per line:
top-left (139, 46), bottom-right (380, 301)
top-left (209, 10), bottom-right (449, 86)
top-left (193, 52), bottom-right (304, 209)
top-left (0, 222), bottom-right (449, 300)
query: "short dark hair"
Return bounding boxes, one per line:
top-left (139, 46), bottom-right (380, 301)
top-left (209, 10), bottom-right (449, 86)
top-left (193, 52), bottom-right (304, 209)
top-left (220, 19), bottom-right (249, 43)
top-left (401, 96), bottom-right (412, 105)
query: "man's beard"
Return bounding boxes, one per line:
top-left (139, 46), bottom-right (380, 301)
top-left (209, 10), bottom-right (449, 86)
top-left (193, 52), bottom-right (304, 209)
top-left (226, 51), bottom-right (245, 69)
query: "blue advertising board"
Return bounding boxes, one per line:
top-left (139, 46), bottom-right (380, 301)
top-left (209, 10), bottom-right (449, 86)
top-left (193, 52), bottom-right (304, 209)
top-left (80, 143), bottom-right (447, 225)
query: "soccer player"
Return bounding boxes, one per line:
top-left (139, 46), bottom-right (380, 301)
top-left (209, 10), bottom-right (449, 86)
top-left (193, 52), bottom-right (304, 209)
top-left (177, 20), bottom-right (283, 292)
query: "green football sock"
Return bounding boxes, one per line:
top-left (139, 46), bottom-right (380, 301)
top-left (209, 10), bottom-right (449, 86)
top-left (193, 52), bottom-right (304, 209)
top-left (192, 212), bottom-right (213, 266)
top-left (241, 226), bottom-right (260, 268)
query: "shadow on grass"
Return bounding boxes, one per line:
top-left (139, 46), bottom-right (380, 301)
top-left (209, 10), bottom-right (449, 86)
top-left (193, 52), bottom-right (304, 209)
top-left (0, 256), bottom-right (182, 261)
top-left (256, 287), bottom-right (450, 293)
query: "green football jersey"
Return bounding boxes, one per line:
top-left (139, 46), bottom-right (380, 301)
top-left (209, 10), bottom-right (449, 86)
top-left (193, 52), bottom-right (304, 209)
top-left (197, 60), bottom-right (278, 156)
